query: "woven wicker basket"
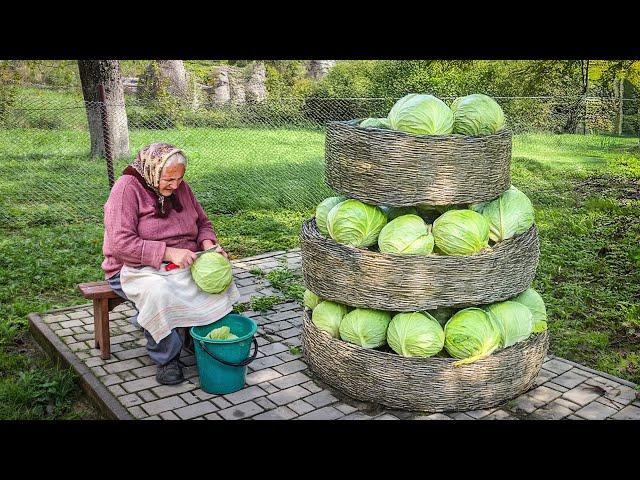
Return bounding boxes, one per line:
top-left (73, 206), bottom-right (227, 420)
top-left (325, 120), bottom-right (512, 206)
top-left (300, 218), bottom-right (539, 311)
top-left (301, 311), bottom-right (549, 412)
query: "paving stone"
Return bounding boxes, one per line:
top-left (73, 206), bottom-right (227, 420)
top-left (465, 408), bottom-right (497, 419)
top-left (287, 399), bottom-right (315, 415)
top-left (152, 382), bottom-right (196, 399)
top-left (542, 358), bottom-right (573, 375)
top-left (267, 310), bottom-right (302, 323)
top-left (258, 343), bottom-right (290, 356)
top-left (278, 327), bottom-right (301, 339)
top-left (574, 402), bottom-right (618, 420)
top-left (263, 321), bottom-right (294, 333)
top-left (553, 397), bottom-right (583, 412)
top-left (68, 342), bottom-right (89, 352)
top-left (528, 385), bottom-right (563, 404)
top-left (160, 411), bottom-right (180, 420)
top-left (108, 385), bottom-right (126, 397)
top-left (67, 310), bottom-right (91, 319)
top-left (139, 390), bottom-right (157, 402)
top-left (143, 415), bottom-right (160, 420)
top-left (192, 389), bottom-right (216, 401)
top-left (71, 326), bottom-right (86, 334)
top-left (283, 337), bottom-right (301, 347)
top-left (259, 383), bottom-right (280, 394)
top-left (374, 414), bottom-right (400, 420)
top-left (267, 385), bottom-right (311, 405)
top-left (180, 392), bottom-right (200, 405)
top-left (44, 314), bottom-right (69, 323)
top-left (218, 401), bottom-right (264, 420)
top-left (604, 385), bottom-right (639, 406)
top-left (60, 319), bottom-right (84, 329)
top-left (532, 401), bottom-right (573, 420)
top-left (211, 397), bottom-right (233, 410)
top-left (340, 412), bottom-right (375, 420)
top-left (249, 356), bottom-right (284, 371)
top-left (415, 413), bottom-right (453, 420)
top-left (117, 371), bottom-right (137, 382)
top-left (304, 390), bottom-right (338, 408)
top-left (552, 370), bottom-right (589, 389)
top-left (204, 412), bottom-right (223, 420)
top-left (56, 328), bottom-right (74, 337)
top-left (301, 381), bottom-right (323, 394)
top-left (610, 405), bottom-right (640, 420)
top-left (335, 403), bottom-right (359, 415)
top-left (90, 366), bottom-right (107, 377)
top-left (509, 395), bottom-right (541, 414)
top-left (129, 406), bottom-right (147, 419)
top-left (253, 406), bottom-right (298, 420)
top-left (449, 412), bottom-right (475, 420)
top-left (175, 401), bottom-right (219, 420)
top-left (142, 396), bottom-right (188, 416)
top-left (132, 365), bottom-right (158, 378)
top-left (545, 382), bottom-right (570, 393)
top-left (119, 393), bottom-right (144, 408)
top-left (113, 346), bottom-right (149, 361)
top-left (297, 406), bottom-right (344, 420)
top-left (73, 333), bottom-right (94, 342)
top-left (254, 396), bottom-right (277, 411)
top-left (223, 386), bottom-right (267, 405)
top-left (274, 360), bottom-right (307, 375)
top-left (566, 415), bottom-right (585, 420)
top-left (562, 384), bottom-right (605, 406)
top-left (276, 352), bottom-right (302, 363)
top-left (76, 351), bottom-right (90, 360)
top-left (101, 374), bottom-right (123, 387)
top-left (245, 368), bottom-right (282, 386)
top-left (104, 359), bottom-right (144, 374)
top-left (269, 372), bottom-right (310, 390)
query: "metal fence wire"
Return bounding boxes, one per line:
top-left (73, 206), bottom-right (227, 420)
top-left (1, 92), bottom-right (639, 227)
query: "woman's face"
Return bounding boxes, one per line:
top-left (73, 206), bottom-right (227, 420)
top-left (158, 163), bottom-right (185, 196)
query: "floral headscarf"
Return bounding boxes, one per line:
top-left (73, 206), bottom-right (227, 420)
top-left (123, 142), bottom-right (186, 218)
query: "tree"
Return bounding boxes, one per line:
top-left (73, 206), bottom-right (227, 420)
top-left (77, 60), bottom-right (130, 159)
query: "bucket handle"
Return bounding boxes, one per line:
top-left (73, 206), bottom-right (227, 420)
top-left (199, 338), bottom-right (259, 367)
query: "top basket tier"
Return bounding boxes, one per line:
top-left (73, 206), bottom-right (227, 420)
top-left (325, 120), bottom-right (512, 206)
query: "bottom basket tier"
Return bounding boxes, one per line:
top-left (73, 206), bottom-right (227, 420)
top-left (301, 310), bottom-right (549, 412)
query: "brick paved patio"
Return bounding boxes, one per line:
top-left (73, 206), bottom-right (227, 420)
top-left (29, 249), bottom-right (640, 420)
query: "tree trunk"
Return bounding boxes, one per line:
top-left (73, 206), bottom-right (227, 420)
top-left (618, 77), bottom-right (624, 135)
top-left (78, 60), bottom-right (130, 159)
top-left (158, 60), bottom-right (190, 99)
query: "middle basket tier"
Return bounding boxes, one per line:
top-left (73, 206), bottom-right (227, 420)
top-left (300, 218), bottom-right (540, 311)
top-left (325, 120), bottom-right (512, 206)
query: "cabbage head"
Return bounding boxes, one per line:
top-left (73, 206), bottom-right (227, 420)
top-left (191, 251), bottom-right (233, 294)
top-left (206, 325), bottom-right (238, 341)
top-left (513, 288), bottom-right (548, 333)
top-left (378, 214), bottom-right (434, 255)
top-left (387, 312), bottom-right (444, 357)
top-left (315, 196), bottom-right (347, 236)
top-left (470, 186), bottom-right (535, 242)
top-left (327, 199), bottom-right (388, 247)
top-left (484, 300), bottom-right (533, 348)
top-left (432, 209), bottom-right (490, 255)
top-left (312, 301), bottom-right (348, 338)
top-left (339, 308), bottom-right (392, 348)
top-left (360, 117), bottom-right (390, 129)
top-left (444, 308), bottom-right (501, 366)
top-left (451, 93), bottom-right (505, 135)
top-left (303, 289), bottom-right (321, 310)
top-left (388, 94), bottom-right (453, 135)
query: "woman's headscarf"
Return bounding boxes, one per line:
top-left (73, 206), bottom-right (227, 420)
top-left (123, 142), bottom-right (186, 218)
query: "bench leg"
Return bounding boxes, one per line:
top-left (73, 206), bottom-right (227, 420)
top-left (93, 299), bottom-right (111, 360)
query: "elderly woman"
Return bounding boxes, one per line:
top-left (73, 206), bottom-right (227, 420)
top-left (102, 143), bottom-right (239, 385)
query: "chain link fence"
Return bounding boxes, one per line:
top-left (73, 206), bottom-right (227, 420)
top-left (1, 90), bottom-right (639, 227)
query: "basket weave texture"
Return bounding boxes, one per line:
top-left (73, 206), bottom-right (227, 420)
top-left (325, 120), bottom-right (512, 206)
top-left (300, 218), bottom-right (540, 311)
top-left (301, 311), bottom-right (549, 412)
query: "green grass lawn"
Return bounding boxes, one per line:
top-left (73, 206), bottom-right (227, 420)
top-left (1, 127), bottom-right (639, 419)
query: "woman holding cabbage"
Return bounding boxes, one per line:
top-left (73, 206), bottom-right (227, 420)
top-left (102, 143), bottom-right (239, 385)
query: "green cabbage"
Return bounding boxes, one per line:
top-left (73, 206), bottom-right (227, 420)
top-left (191, 251), bottom-right (233, 294)
top-left (359, 117), bottom-right (391, 129)
top-left (470, 186), bottom-right (535, 242)
top-left (377, 214), bottom-right (434, 255)
top-left (303, 289), bottom-right (321, 310)
top-left (484, 300), bottom-right (534, 348)
top-left (312, 301), bottom-right (348, 338)
top-left (381, 206), bottom-right (422, 221)
top-left (444, 308), bottom-right (502, 366)
top-left (387, 312), bottom-right (444, 357)
top-left (388, 94), bottom-right (453, 135)
top-left (315, 196), bottom-right (347, 236)
top-left (339, 308), bottom-right (392, 348)
top-left (206, 326), bottom-right (238, 341)
top-left (327, 199), bottom-right (388, 248)
top-left (451, 93), bottom-right (505, 135)
top-left (432, 209), bottom-right (490, 255)
top-left (513, 288), bottom-right (548, 333)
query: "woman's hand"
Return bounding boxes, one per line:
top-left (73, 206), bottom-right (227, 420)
top-left (202, 239), bottom-right (229, 259)
top-left (164, 247), bottom-right (198, 268)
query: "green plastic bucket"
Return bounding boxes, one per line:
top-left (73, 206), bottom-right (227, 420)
top-left (190, 314), bottom-right (258, 395)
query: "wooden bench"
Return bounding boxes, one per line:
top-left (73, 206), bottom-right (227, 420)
top-left (78, 281), bottom-right (127, 360)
